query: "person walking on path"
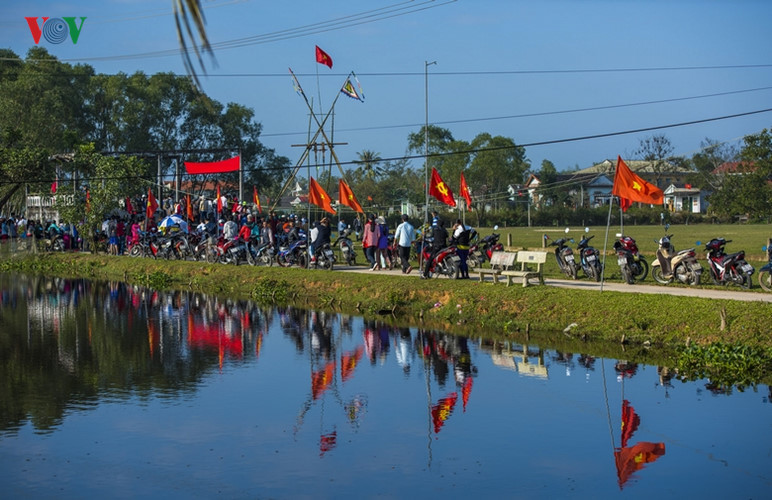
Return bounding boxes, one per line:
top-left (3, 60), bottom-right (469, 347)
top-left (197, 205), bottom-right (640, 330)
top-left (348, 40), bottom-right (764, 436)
top-left (362, 214), bottom-right (381, 270)
top-left (394, 214), bottom-right (415, 274)
top-left (376, 216), bottom-right (392, 270)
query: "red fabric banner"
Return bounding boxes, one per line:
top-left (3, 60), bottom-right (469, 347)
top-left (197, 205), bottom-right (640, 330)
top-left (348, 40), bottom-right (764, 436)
top-left (185, 156), bottom-right (240, 174)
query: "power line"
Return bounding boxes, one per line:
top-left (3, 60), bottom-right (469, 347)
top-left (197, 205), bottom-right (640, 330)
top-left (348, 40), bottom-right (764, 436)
top-left (4, 108), bottom-right (771, 187)
top-left (263, 85), bottom-right (772, 138)
top-left (27, 0), bottom-right (456, 64)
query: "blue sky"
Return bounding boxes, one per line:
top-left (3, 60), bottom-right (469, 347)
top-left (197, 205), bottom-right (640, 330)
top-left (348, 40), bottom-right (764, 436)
top-left (3, 0), bottom-right (772, 174)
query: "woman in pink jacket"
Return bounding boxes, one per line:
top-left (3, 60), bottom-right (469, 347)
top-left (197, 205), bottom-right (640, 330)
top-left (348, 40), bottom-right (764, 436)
top-left (362, 214), bottom-right (381, 270)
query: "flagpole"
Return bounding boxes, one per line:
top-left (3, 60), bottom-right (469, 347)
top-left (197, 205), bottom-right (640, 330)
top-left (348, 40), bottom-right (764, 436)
top-left (601, 195), bottom-right (614, 292)
top-left (273, 70), bottom-right (349, 210)
top-left (422, 60), bottom-right (437, 274)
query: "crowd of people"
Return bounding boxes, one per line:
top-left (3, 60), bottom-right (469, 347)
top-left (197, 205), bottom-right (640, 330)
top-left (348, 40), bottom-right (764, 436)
top-left (2, 193), bottom-right (476, 279)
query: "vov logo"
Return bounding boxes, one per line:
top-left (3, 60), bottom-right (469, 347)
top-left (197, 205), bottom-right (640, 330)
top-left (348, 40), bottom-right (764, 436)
top-left (25, 17), bottom-right (87, 45)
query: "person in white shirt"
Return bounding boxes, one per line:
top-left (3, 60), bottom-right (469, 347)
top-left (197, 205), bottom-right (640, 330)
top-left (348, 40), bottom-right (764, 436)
top-left (393, 214), bottom-right (415, 274)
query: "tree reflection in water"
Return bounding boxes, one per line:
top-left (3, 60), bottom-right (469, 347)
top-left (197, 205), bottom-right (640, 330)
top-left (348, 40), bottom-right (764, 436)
top-left (1, 273), bottom-right (770, 498)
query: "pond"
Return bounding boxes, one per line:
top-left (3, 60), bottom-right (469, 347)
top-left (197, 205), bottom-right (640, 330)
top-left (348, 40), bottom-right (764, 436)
top-left (0, 273), bottom-right (770, 499)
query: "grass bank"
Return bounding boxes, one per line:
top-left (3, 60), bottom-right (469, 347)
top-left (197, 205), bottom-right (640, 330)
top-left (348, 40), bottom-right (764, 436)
top-left (1, 252), bottom-right (769, 344)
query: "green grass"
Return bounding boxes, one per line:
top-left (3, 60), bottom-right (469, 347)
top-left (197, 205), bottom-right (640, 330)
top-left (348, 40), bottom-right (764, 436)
top-left (476, 223), bottom-right (772, 286)
top-left (487, 223), bottom-right (772, 259)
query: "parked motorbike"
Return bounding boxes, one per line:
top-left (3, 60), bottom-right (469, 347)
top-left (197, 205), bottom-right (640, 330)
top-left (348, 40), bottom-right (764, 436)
top-left (614, 234), bottom-right (648, 284)
top-left (277, 237), bottom-right (308, 268)
top-left (222, 237), bottom-right (255, 266)
top-left (45, 233), bottom-right (65, 252)
top-left (311, 242), bottom-right (336, 270)
top-left (651, 226), bottom-right (702, 285)
top-left (576, 228), bottom-right (603, 282)
top-left (703, 237), bottom-right (754, 289)
top-left (546, 228), bottom-right (578, 280)
top-left (468, 227), bottom-right (503, 269)
top-left (250, 239), bottom-right (275, 267)
top-left (421, 243), bottom-right (460, 279)
top-left (758, 239), bottom-right (772, 292)
top-left (333, 227), bottom-right (357, 266)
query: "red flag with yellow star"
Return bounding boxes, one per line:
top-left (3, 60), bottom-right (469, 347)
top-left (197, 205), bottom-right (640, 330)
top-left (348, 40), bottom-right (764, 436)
top-left (429, 167), bottom-right (456, 208)
top-left (253, 186), bottom-right (262, 214)
top-left (315, 45), bottom-right (333, 68)
top-left (309, 176), bottom-right (336, 215)
top-left (431, 392), bottom-right (458, 433)
top-left (612, 156), bottom-right (663, 212)
top-left (338, 179), bottom-right (364, 213)
top-left (459, 172), bottom-right (472, 210)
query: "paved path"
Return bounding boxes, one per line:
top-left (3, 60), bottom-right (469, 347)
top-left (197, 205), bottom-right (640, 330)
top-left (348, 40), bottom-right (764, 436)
top-left (340, 264), bottom-right (772, 303)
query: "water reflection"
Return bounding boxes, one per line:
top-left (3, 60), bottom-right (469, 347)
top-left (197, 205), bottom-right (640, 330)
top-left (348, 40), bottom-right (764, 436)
top-left (0, 273), bottom-right (769, 498)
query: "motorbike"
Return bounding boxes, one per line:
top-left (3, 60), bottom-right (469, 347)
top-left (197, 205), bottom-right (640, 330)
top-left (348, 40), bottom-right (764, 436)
top-left (576, 228), bottom-right (603, 282)
top-left (758, 240), bottom-right (772, 292)
top-left (277, 237), bottom-right (308, 268)
top-left (468, 228), bottom-right (503, 269)
top-left (46, 233), bottom-right (65, 252)
top-left (333, 227), bottom-right (357, 266)
top-left (421, 243), bottom-right (460, 279)
top-left (651, 226), bottom-right (702, 285)
top-left (311, 242), bottom-right (336, 271)
top-left (613, 234), bottom-right (648, 284)
top-left (250, 239), bottom-right (275, 267)
top-left (221, 237), bottom-right (255, 266)
top-left (703, 237), bottom-right (754, 289)
top-left (546, 228), bottom-right (578, 280)
top-left (166, 232), bottom-right (193, 260)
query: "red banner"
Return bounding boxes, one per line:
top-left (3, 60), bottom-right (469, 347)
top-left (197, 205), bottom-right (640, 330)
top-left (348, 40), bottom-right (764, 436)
top-left (185, 156), bottom-right (240, 174)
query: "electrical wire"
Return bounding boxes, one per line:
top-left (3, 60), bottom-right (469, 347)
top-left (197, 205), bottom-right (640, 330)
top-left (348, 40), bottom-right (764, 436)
top-left (40, 0), bottom-right (456, 63)
top-left (3, 108), bottom-right (770, 187)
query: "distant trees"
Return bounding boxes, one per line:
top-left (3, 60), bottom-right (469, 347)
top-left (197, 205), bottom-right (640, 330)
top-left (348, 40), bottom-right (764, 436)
top-left (634, 134), bottom-right (677, 189)
top-left (706, 129), bottom-right (772, 221)
top-left (0, 47), bottom-right (289, 214)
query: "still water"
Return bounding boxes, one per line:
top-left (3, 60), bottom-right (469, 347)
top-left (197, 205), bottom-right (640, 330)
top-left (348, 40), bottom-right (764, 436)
top-left (0, 273), bottom-right (769, 499)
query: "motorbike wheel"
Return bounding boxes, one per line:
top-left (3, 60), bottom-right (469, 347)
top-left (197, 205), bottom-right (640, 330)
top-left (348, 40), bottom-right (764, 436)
top-left (297, 253), bottom-right (308, 268)
top-left (737, 268), bottom-right (752, 289)
top-left (276, 253), bottom-right (291, 267)
top-left (567, 260), bottom-right (578, 280)
top-left (593, 263), bottom-right (603, 282)
top-left (439, 257), bottom-right (458, 279)
top-left (324, 258), bottom-right (334, 271)
top-left (633, 258), bottom-right (649, 282)
top-left (621, 265), bottom-right (634, 285)
top-left (709, 267), bottom-right (722, 286)
top-left (129, 245), bottom-right (143, 258)
top-left (467, 254), bottom-right (480, 270)
top-left (652, 265), bottom-right (670, 285)
top-left (246, 248), bottom-right (256, 266)
top-left (205, 247), bottom-right (220, 264)
top-left (346, 255), bottom-right (355, 266)
top-left (758, 270), bottom-right (772, 292)
top-left (259, 253), bottom-right (274, 267)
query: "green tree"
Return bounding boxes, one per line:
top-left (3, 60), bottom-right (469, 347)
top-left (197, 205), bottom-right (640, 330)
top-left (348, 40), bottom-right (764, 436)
top-left (353, 150), bottom-right (384, 180)
top-left (692, 138), bottom-right (738, 190)
top-left (535, 160), bottom-right (559, 207)
top-left (707, 129), bottom-right (772, 221)
top-left (466, 133), bottom-right (529, 211)
top-left (0, 48), bottom-right (92, 152)
top-left (57, 144), bottom-right (149, 248)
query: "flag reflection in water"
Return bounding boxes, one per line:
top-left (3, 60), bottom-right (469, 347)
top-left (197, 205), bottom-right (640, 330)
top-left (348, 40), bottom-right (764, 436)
top-left (614, 399), bottom-right (666, 489)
